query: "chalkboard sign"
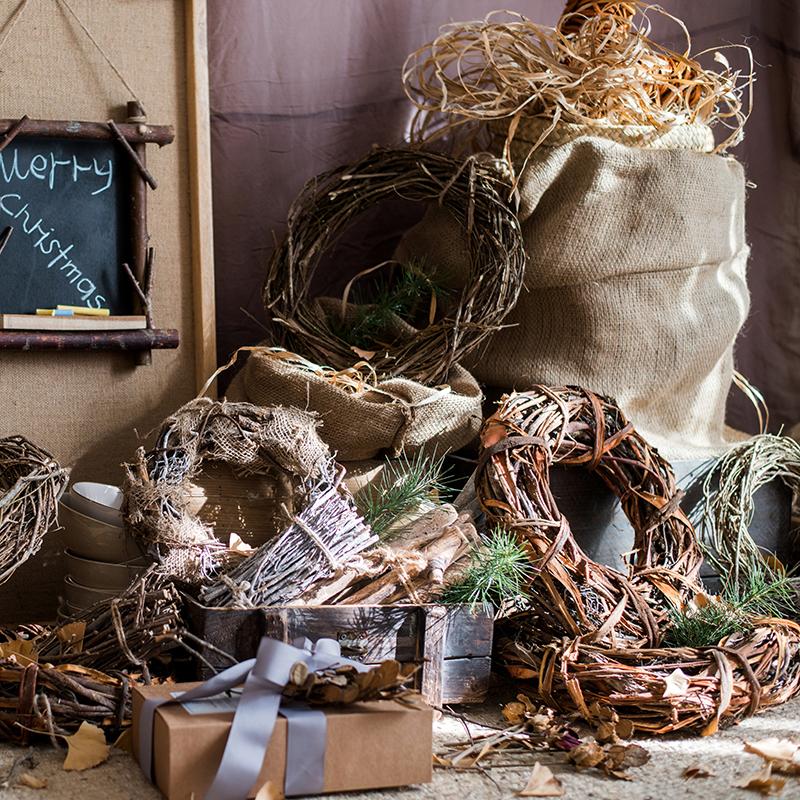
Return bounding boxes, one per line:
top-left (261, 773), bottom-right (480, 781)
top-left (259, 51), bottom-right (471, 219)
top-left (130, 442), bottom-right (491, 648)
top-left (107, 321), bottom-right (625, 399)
top-left (0, 117), bottom-right (175, 321)
top-left (0, 136), bottom-right (131, 314)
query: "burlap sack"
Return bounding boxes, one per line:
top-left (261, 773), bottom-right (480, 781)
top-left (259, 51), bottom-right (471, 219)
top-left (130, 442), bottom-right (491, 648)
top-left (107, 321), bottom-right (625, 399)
top-left (398, 121), bottom-right (750, 459)
top-left (227, 350), bottom-right (483, 461)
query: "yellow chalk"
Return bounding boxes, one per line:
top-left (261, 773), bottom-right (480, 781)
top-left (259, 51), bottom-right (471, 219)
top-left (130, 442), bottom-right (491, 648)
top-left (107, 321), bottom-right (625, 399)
top-left (56, 305), bottom-right (110, 317)
top-left (36, 309), bottom-right (54, 316)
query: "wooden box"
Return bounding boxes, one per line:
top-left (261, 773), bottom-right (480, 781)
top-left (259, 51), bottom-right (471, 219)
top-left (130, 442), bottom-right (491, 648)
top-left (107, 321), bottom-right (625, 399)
top-left (183, 598), bottom-right (493, 707)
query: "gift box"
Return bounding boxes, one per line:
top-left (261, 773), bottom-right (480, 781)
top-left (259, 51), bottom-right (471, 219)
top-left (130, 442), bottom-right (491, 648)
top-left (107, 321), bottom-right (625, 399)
top-left (133, 640), bottom-right (433, 800)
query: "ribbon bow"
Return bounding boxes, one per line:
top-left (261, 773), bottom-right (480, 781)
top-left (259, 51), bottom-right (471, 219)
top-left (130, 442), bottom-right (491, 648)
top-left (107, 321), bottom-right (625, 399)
top-left (137, 637), bottom-right (370, 800)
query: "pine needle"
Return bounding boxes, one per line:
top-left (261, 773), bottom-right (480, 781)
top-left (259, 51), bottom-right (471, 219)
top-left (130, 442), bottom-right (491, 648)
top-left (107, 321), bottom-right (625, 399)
top-left (357, 450), bottom-right (452, 539)
top-left (442, 527), bottom-right (533, 610)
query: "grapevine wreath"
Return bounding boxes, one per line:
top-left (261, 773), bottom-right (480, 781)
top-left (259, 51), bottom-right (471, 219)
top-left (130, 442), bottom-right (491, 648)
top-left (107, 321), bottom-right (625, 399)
top-left (0, 436), bottom-right (68, 585)
top-left (476, 387), bottom-right (800, 735)
top-left (262, 147), bottom-right (526, 385)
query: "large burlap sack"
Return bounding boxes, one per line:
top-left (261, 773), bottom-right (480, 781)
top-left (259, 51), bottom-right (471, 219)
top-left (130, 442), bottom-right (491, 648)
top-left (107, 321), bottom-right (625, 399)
top-left (398, 121), bottom-right (750, 459)
top-left (227, 349), bottom-right (483, 461)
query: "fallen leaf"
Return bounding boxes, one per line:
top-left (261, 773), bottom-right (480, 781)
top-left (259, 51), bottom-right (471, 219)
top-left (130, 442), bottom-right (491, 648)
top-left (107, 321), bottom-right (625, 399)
top-left (0, 638), bottom-right (37, 665)
top-left (254, 781), bottom-right (279, 800)
top-left (662, 668), bottom-right (690, 698)
top-left (603, 743), bottom-right (650, 773)
top-left (350, 346), bottom-right (376, 360)
top-left (55, 621), bottom-right (86, 653)
top-left (62, 722), bottom-right (110, 771)
top-left (745, 739), bottom-right (799, 764)
top-left (502, 700), bottom-right (527, 725)
top-left (113, 729), bottom-right (132, 753)
top-left (615, 719), bottom-right (634, 740)
top-left (737, 764), bottom-right (786, 796)
top-left (568, 741), bottom-right (605, 770)
top-left (683, 762), bottom-right (715, 779)
top-left (518, 763), bottom-right (563, 797)
top-left (16, 773), bottom-right (47, 790)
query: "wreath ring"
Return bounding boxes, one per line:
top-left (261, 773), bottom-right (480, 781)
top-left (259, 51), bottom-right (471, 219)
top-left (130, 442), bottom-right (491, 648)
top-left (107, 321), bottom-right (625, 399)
top-left (0, 436), bottom-right (68, 585)
top-left (476, 386), bottom-right (800, 734)
top-left (262, 147), bottom-right (527, 384)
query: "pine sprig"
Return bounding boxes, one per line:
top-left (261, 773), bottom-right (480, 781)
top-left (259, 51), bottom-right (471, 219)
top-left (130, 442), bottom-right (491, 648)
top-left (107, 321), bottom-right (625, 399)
top-left (442, 527), bottom-right (533, 610)
top-left (357, 450), bottom-right (452, 538)
top-left (665, 559), bottom-right (797, 648)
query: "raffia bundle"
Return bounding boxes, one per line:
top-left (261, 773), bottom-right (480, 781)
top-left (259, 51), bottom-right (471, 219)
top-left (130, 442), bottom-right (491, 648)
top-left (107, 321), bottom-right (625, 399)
top-left (478, 387), bottom-right (800, 735)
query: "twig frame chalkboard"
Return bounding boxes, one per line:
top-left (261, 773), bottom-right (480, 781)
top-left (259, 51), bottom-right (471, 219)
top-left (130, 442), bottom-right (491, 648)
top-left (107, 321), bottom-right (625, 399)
top-left (0, 107), bottom-right (178, 360)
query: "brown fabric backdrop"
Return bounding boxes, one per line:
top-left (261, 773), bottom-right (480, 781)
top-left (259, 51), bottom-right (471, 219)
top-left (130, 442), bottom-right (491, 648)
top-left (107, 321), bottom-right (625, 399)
top-left (208, 0), bottom-right (800, 434)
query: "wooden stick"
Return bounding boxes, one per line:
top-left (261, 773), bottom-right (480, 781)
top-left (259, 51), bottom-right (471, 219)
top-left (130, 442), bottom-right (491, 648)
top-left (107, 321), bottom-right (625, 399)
top-left (0, 226), bottom-right (13, 258)
top-left (0, 117), bottom-right (172, 145)
top-left (0, 115), bottom-right (28, 153)
top-left (107, 119), bottom-right (158, 189)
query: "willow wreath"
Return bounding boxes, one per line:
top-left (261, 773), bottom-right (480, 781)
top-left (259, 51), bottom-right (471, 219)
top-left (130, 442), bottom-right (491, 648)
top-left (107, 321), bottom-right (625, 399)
top-left (476, 387), bottom-right (800, 734)
top-left (262, 148), bottom-right (526, 384)
top-left (0, 436), bottom-right (68, 585)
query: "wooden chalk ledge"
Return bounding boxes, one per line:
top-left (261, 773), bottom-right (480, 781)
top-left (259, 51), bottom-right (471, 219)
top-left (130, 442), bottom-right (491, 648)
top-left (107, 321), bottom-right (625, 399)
top-left (0, 329), bottom-right (179, 353)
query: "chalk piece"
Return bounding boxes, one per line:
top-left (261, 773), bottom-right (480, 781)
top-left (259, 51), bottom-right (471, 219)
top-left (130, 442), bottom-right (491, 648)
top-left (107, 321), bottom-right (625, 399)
top-left (35, 309), bottom-right (54, 316)
top-left (56, 305), bottom-right (110, 317)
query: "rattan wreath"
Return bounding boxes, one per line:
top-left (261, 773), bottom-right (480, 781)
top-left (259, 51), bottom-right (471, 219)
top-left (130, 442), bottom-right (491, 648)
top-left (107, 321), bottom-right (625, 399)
top-left (123, 398), bottom-right (374, 595)
top-left (477, 387), bottom-right (800, 734)
top-left (262, 147), bottom-right (526, 384)
top-left (0, 436), bottom-right (68, 585)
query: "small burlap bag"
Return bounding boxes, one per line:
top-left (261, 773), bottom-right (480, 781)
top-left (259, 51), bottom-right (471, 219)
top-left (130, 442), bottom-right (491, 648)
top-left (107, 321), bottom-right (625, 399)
top-left (397, 120), bottom-right (750, 459)
top-left (227, 348), bottom-right (483, 462)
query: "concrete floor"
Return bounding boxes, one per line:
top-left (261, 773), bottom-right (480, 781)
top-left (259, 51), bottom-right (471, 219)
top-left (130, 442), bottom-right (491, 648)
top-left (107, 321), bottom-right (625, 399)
top-left (2, 698), bottom-right (800, 799)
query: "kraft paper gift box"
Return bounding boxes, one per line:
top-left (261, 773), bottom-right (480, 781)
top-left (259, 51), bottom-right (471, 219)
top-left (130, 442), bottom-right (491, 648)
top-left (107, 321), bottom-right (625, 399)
top-left (132, 681), bottom-right (433, 800)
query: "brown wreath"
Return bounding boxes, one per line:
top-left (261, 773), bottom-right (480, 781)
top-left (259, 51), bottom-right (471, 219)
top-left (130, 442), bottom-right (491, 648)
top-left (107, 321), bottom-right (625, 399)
top-left (0, 436), bottom-right (68, 585)
top-left (262, 148), bottom-right (526, 384)
top-left (476, 387), bottom-right (800, 734)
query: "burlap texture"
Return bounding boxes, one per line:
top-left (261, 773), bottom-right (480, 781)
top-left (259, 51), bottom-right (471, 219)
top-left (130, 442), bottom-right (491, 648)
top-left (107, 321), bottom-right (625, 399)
top-left (398, 127), bottom-right (750, 459)
top-left (227, 351), bottom-right (483, 461)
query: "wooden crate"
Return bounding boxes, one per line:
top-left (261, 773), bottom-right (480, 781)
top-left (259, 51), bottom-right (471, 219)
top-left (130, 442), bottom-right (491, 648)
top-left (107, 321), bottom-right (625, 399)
top-left (183, 597), bottom-right (493, 706)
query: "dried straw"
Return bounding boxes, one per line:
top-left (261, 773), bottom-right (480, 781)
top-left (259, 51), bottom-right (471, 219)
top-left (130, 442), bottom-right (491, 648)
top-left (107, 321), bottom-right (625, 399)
top-left (403, 2), bottom-right (753, 156)
top-left (262, 147), bottom-right (526, 384)
top-left (478, 387), bottom-right (800, 735)
top-left (0, 436), bottom-right (68, 585)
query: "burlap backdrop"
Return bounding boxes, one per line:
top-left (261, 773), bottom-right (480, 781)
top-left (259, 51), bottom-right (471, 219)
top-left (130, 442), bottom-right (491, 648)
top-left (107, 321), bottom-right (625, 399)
top-left (398, 121), bottom-right (750, 459)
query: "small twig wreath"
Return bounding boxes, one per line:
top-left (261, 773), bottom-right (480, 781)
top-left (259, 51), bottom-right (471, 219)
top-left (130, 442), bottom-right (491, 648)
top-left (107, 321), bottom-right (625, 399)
top-left (477, 387), bottom-right (800, 734)
top-left (0, 436), bottom-right (68, 585)
top-left (262, 147), bottom-right (526, 384)
top-left (123, 399), bottom-right (373, 594)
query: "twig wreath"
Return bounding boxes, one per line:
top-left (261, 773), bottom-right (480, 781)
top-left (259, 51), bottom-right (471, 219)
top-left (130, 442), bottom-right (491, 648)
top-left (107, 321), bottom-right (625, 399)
top-left (123, 399), bottom-right (374, 591)
top-left (477, 387), bottom-right (800, 734)
top-left (262, 148), bottom-right (526, 384)
top-left (0, 436), bottom-right (68, 585)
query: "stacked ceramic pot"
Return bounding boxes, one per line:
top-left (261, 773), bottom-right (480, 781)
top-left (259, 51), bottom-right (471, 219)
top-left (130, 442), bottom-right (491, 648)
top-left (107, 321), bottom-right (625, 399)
top-left (58, 482), bottom-right (150, 616)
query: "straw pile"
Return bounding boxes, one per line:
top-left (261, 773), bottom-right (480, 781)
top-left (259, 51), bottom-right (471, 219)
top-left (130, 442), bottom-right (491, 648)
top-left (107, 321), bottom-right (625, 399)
top-left (403, 1), bottom-right (752, 157)
top-left (478, 387), bottom-right (800, 734)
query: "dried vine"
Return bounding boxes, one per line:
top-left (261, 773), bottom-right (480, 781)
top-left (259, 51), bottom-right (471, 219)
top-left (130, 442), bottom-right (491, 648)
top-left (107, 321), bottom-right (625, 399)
top-left (262, 147), bottom-right (526, 384)
top-left (478, 387), bottom-right (800, 734)
top-left (0, 436), bottom-right (68, 585)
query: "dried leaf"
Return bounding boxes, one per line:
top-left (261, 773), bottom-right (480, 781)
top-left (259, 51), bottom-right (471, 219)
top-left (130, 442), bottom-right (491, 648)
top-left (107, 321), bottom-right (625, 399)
top-left (16, 773), bottom-right (47, 790)
top-left (113, 729), bottom-right (132, 753)
top-left (595, 721), bottom-right (617, 744)
top-left (662, 668), bottom-right (690, 698)
top-left (518, 763), bottom-right (563, 797)
top-left (744, 739), bottom-right (799, 764)
top-left (55, 622), bottom-right (85, 653)
top-left (62, 722), bottom-right (110, 771)
top-left (254, 781), bottom-right (279, 800)
top-left (227, 533), bottom-right (253, 555)
top-left (736, 764), bottom-right (786, 796)
top-left (568, 741), bottom-right (605, 770)
top-left (503, 701), bottom-right (527, 725)
top-left (351, 346), bottom-right (376, 360)
top-left (604, 743), bottom-right (650, 773)
top-left (615, 719), bottom-right (634, 740)
top-left (0, 638), bottom-right (37, 665)
top-left (683, 762), bottom-right (715, 779)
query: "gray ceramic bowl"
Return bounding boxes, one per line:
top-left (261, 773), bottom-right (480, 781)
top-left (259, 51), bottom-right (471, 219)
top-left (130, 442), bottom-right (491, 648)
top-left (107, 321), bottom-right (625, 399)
top-left (64, 550), bottom-right (148, 591)
top-left (59, 496), bottom-right (145, 563)
top-left (69, 482), bottom-right (124, 527)
top-left (63, 575), bottom-right (119, 610)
